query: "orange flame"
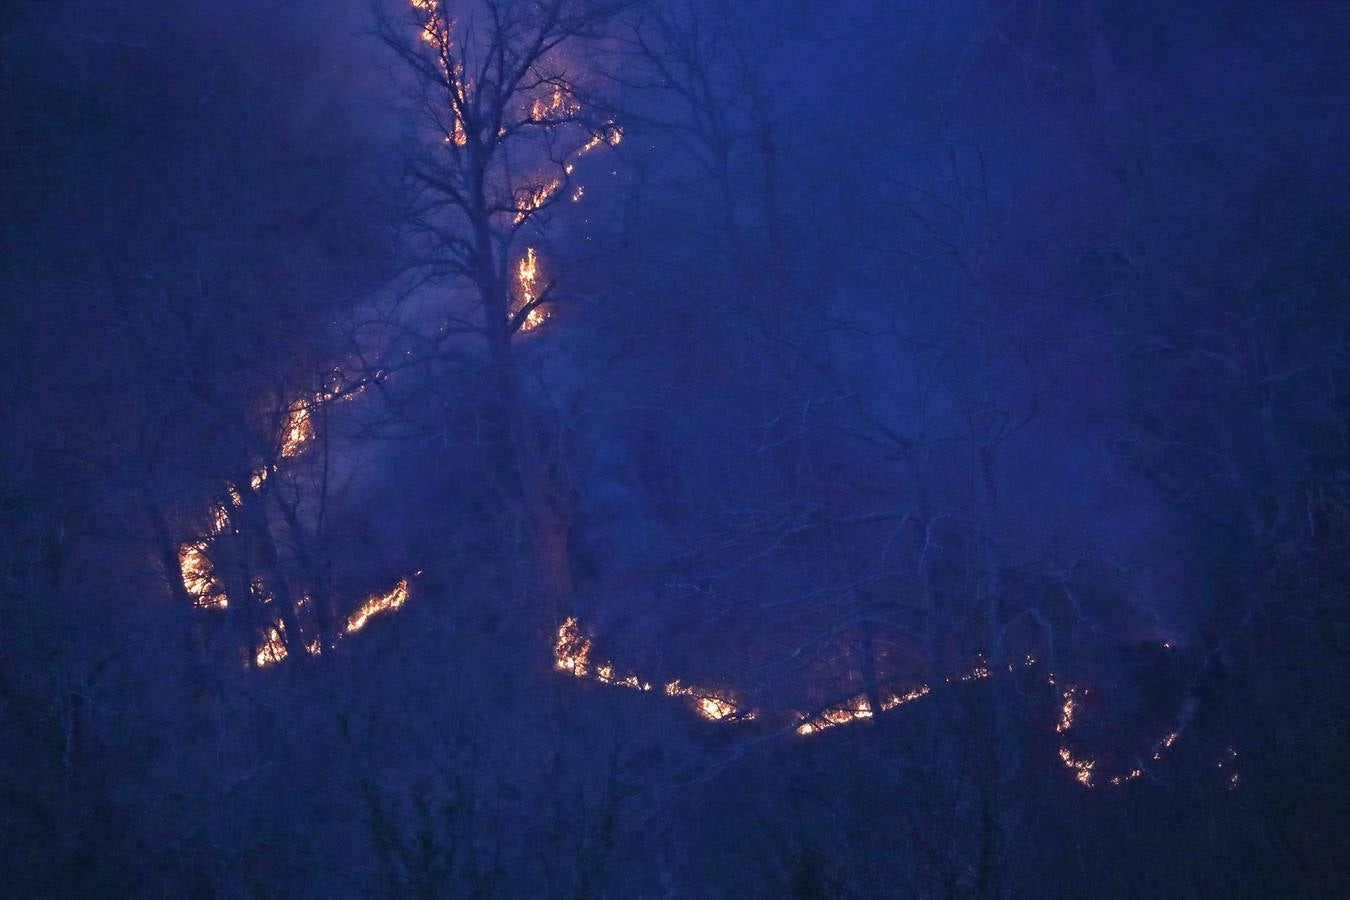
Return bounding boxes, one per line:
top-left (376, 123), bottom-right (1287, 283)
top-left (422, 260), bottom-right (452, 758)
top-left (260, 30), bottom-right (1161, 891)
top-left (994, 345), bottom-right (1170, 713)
top-left (345, 579), bottom-right (410, 634)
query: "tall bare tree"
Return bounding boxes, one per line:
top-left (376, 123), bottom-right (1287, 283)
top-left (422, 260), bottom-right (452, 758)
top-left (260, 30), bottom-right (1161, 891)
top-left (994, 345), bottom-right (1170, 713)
top-left (377, 0), bottom-right (622, 605)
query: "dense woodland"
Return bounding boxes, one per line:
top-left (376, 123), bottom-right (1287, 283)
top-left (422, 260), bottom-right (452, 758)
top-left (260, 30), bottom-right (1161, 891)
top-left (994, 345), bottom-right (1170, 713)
top-left (2, 1), bottom-right (1348, 897)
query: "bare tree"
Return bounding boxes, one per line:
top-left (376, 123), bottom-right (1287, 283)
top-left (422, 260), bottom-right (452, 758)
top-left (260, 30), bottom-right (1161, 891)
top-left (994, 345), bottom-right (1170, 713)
top-left (376, 0), bottom-right (624, 606)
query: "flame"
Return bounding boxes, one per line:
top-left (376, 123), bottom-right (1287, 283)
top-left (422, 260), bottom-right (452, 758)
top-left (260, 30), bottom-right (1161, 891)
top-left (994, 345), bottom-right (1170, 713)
top-left (595, 663), bottom-right (651, 692)
top-left (554, 616), bottom-right (592, 676)
top-left (345, 578), bottom-right (410, 634)
top-left (882, 684), bottom-right (931, 710)
top-left (512, 124), bottom-right (622, 224)
top-left (1059, 746), bottom-right (1096, 787)
top-left (664, 680), bottom-right (751, 721)
top-left (409, 2), bottom-right (465, 142)
top-left (1057, 688), bottom-right (1080, 734)
top-left (280, 380), bottom-right (363, 459)
top-left (794, 685), bottom-right (931, 736)
top-left (530, 85), bottom-right (579, 123)
top-left (280, 403), bottom-right (314, 458)
top-left (411, 0), bottom-right (449, 48)
top-left (252, 580), bottom-right (410, 668)
top-left (948, 656), bottom-right (991, 683)
top-left (256, 622), bottom-right (288, 668)
top-left (179, 540), bottom-right (226, 609)
top-left (554, 618), bottom-right (742, 716)
top-left (514, 179), bottom-right (562, 224)
top-left (796, 696), bottom-right (872, 735)
top-left (513, 246), bottom-right (549, 331)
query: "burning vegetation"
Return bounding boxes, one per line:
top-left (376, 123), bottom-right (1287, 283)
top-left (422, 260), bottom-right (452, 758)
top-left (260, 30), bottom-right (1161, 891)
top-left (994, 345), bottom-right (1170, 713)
top-left (548, 616), bottom-right (1220, 789)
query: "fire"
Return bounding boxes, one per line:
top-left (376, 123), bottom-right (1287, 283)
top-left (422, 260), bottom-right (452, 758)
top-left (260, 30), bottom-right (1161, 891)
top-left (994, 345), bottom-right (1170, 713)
top-left (256, 622), bottom-right (288, 668)
top-left (411, 0), bottom-right (449, 47)
top-left (796, 695), bottom-right (872, 735)
top-left (251, 579), bottom-right (410, 669)
top-left (883, 684), bottom-right (931, 710)
top-left (176, 380), bottom-right (354, 613)
top-left (794, 685), bottom-right (932, 736)
top-left (409, 2), bottom-right (464, 141)
top-left (553, 618), bottom-right (743, 717)
top-left (664, 680), bottom-right (752, 721)
top-left (179, 540), bottom-right (226, 609)
top-left (511, 123), bottom-right (622, 224)
top-left (514, 246), bottom-right (549, 331)
top-left (280, 380), bottom-right (364, 459)
top-left (1053, 684), bottom-right (1098, 785)
top-left (1057, 687), bottom-right (1080, 734)
top-left (1059, 747), bottom-right (1096, 787)
top-left (280, 403), bottom-right (314, 458)
top-left (949, 657), bottom-right (991, 683)
top-left (345, 579), bottom-right (410, 635)
top-left (530, 85), bottom-right (579, 123)
top-left (596, 664), bottom-right (651, 691)
top-left (514, 179), bottom-right (562, 224)
top-left (553, 616), bottom-right (592, 676)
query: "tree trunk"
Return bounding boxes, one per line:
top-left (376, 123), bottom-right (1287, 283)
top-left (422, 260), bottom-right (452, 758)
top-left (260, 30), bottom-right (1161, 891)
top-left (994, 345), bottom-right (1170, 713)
top-left (235, 477), bottom-right (309, 663)
top-left (143, 490), bottom-right (194, 611)
top-left (481, 272), bottom-right (574, 607)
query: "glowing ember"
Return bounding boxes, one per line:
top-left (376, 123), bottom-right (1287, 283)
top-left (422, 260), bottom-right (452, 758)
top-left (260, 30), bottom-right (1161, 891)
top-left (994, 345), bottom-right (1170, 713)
top-left (1151, 730), bottom-right (1180, 761)
top-left (344, 579), bottom-right (410, 635)
top-left (949, 657), bottom-right (991, 683)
